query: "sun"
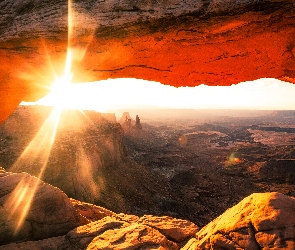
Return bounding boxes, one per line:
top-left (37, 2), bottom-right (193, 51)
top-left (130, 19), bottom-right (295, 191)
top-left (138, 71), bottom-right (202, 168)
top-left (5, 0), bottom-right (85, 235)
top-left (39, 49), bottom-right (74, 109)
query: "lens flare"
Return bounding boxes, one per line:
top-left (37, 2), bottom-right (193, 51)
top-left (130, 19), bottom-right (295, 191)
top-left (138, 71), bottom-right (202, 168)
top-left (7, 106), bottom-right (61, 233)
top-left (226, 152), bottom-right (241, 165)
top-left (77, 146), bottom-right (99, 199)
top-left (68, 0), bottom-right (73, 48)
top-left (5, 0), bottom-right (81, 234)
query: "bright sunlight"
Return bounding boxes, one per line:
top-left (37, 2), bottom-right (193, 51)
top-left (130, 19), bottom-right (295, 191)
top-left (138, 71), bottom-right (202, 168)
top-left (46, 48), bottom-right (73, 109)
top-left (6, 0), bottom-right (76, 234)
top-left (9, 0), bottom-right (295, 237)
top-left (23, 77), bottom-right (295, 111)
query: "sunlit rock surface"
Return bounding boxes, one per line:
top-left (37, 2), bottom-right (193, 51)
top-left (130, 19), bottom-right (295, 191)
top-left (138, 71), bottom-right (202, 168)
top-left (1, 175), bottom-right (295, 250)
top-left (138, 215), bottom-right (199, 243)
top-left (0, 173), bottom-right (198, 249)
top-left (0, 168), bottom-right (86, 245)
top-left (0, 167), bottom-right (294, 250)
top-left (182, 192), bottom-right (295, 249)
top-left (86, 223), bottom-right (179, 250)
top-left (0, 0), bottom-right (295, 123)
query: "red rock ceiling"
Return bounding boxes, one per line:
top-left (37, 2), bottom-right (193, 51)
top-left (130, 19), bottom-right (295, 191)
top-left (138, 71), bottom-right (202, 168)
top-left (0, 2), bottom-right (295, 123)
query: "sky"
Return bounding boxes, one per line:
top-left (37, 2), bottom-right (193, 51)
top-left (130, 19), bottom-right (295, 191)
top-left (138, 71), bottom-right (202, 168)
top-left (22, 78), bottom-right (295, 111)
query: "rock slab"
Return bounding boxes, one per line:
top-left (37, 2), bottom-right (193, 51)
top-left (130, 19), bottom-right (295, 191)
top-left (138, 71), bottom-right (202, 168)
top-left (182, 192), bottom-right (295, 249)
top-left (0, 170), bottom-right (86, 245)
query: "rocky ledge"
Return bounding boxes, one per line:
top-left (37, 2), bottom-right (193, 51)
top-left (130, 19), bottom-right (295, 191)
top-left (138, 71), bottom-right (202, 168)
top-left (0, 168), bottom-right (295, 249)
top-left (0, 168), bottom-right (198, 249)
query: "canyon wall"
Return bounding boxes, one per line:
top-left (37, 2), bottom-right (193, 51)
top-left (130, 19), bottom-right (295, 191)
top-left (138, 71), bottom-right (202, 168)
top-left (0, 106), bottom-right (172, 217)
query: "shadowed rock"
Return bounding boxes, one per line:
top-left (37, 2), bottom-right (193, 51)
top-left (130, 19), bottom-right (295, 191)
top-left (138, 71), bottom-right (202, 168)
top-left (0, 169), bottom-right (86, 245)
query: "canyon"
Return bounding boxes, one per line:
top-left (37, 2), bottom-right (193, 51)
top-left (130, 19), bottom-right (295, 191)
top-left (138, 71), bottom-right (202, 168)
top-left (2, 106), bottom-right (295, 227)
top-left (0, 106), bottom-right (173, 217)
top-left (1, 1), bottom-right (295, 249)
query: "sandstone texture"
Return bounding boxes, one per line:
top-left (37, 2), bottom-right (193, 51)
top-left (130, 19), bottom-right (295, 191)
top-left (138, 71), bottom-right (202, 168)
top-left (0, 168), bottom-right (86, 245)
top-left (138, 215), bottom-right (199, 243)
top-left (182, 192), bottom-right (295, 249)
top-left (0, 0), bottom-right (295, 123)
top-left (0, 169), bottom-right (198, 249)
top-left (70, 198), bottom-right (117, 221)
top-left (1, 166), bottom-right (295, 250)
top-left (0, 0), bottom-right (283, 39)
top-left (86, 221), bottom-right (179, 250)
top-left (0, 217), bottom-right (180, 250)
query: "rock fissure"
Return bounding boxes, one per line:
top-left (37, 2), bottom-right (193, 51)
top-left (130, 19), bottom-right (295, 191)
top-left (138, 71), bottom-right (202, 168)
top-left (219, 230), bottom-right (245, 246)
top-left (94, 64), bottom-right (171, 72)
top-left (249, 222), bottom-right (263, 250)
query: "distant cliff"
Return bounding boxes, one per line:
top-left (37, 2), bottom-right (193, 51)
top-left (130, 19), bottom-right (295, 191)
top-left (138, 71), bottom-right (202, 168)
top-left (0, 106), bottom-right (171, 217)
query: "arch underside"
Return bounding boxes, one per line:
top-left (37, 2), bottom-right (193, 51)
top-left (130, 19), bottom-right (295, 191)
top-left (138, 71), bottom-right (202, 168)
top-left (0, 1), bottom-right (294, 122)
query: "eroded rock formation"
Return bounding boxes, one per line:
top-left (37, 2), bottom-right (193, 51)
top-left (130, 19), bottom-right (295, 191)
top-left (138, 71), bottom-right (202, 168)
top-left (0, 168), bottom-right (198, 249)
top-left (1, 168), bottom-right (295, 250)
top-left (0, 168), bottom-right (86, 245)
top-left (0, 0), bottom-right (295, 123)
top-left (0, 106), bottom-right (172, 218)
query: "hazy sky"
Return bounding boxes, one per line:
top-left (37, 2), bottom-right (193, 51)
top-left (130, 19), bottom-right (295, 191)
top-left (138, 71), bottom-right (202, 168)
top-left (22, 78), bottom-right (295, 111)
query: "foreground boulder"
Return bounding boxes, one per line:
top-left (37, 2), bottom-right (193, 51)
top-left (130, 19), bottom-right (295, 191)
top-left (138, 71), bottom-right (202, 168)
top-left (182, 192), bottom-right (295, 249)
top-left (0, 173), bottom-right (198, 249)
top-left (86, 220), bottom-right (179, 250)
top-left (1, 168), bottom-right (295, 250)
top-left (0, 169), bottom-right (86, 245)
top-left (0, 204), bottom-right (198, 249)
top-left (138, 215), bottom-right (199, 243)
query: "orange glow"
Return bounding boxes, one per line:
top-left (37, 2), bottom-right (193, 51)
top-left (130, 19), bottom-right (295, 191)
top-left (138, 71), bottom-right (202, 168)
top-left (179, 135), bottom-right (188, 145)
top-left (226, 152), bottom-right (242, 165)
top-left (5, 0), bottom-right (81, 234)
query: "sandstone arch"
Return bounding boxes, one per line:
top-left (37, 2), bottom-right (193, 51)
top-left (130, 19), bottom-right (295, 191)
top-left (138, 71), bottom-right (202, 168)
top-left (0, 0), bottom-right (294, 123)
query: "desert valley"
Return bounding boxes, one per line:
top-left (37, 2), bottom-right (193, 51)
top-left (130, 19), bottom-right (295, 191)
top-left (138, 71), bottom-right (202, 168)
top-left (0, 106), bottom-right (295, 249)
